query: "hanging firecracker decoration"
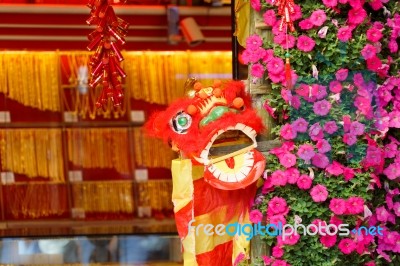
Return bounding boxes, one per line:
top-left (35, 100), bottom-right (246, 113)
top-left (86, 0), bottom-right (129, 109)
top-left (272, 0), bottom-right (296, 89)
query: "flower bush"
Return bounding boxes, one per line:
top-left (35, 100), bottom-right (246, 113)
top-left (240, 0), bottom-right (399, 265)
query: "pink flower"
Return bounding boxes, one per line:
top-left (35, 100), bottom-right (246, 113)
top-left (267, 57), bottom-right (285, 74)
top-left (393, 202), bottom-right (400, 216)
top-left (272, 259), bottom-right (290, 266)
top-left (249, 209), bottom-right (263, 223)
top-left (299, 19), bottom-right (314, 30)
top-left (279, 153), bottom-right (297, 168)
top-left (271, 170), bottom-right (288, 186)
top-left (269, 214), bottom-right (286, 226)
top-left (318, 26), bottom-right (329, 38)
top-left (291, 5), bottom-right (303, 21)
top-left (343, 133), bottom-right (357, 146)
top-left (343, 167), bottom-right (355, 181)
top-left (297, 174), bottom-right (313, 190)
top-left (316, 139), bottom-right (331, 153)
top-left (280, 229), bottom-right (300, 245)
top-left (346, 197), bottom-right (364, 214)
top-left (309, 122), bottom-right (324, 141)
top-left (350, 121), bottom-right (365, 136)
top-left (361, 44), bottom-right (378, 59)
top-left (272, 246), bottom-right (284, 258)
top-left (297, 36), bottom-right (316, 52)
top-left (311, 153), bottom-right (330, 169)
top-left (310, 184), bottom-right (329, 202)
top-left (336, 68), bottom-right (348, 81)
top-left (337, 26), bottom-right (353, 42)
top-left (268, 197), bottom-right (288, 215)
top-left (250, 63), bottom-right (265, 78)
top-left (246, 34), bottom-right (263, 50)
top-left (292, 118), bottom-right (308, 133)
top-left (262, 256), bottom-right (273, 265)
top-left (383, 163), bottom-right (400, 180)
top-left (297, 144), bottom-right (316, 162)
top-left (348, 8), bottom-right (367, 25)
top-left (329, 80), bottom-right (342, 93)
top-left (366, 56), bottom-right (382, 71)
top-left (313, 100), bottom-right (331, 116)
top-left (389, 111), bottom-right (400, 127)
top-left (286, 168), bottom-right (300, 184)
top-left (324, 121), bottom-right (338, 134)
top-left (322, 0), bottom-right (337, 8)
top-left (349, 0), bottom-right (363, 9)
top-left (274, 34), bottom-right (296, 49)
top-left (329, 198), bottom-right (347, 215)
top-left (234, 252), bottom-right (245, 266)
top-left (310, 10), bottom-right (327, 26)
top-left (326, 161), bottom-right (344, 176)
top-left (263, 10), bottom-right (277, 27)
top-left (365, 262), bottom-right (376, 266)
top-left (389, 39), bottom-right (399, 53)
top-left (366, 28), bottom-right (383, 42)
top-left (250, 0), bottom-right (261, 11)
top-left (280, 124), bottom-right (297, 140)
top-left (330, 215), bottom-right (343, 226)
top-left (262, 49), bottom-right (275, 63)
top-left (338, 238), bottom-right (356, 254)
top-left (320, 234), bottom-right (337, 248)
top-left (369, 0), bottom-right (383, 10)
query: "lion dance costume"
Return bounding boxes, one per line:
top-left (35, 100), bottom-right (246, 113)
top-left (146, 80), bottom-right (266, 266)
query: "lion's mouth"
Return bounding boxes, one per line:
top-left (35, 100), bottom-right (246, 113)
top-left (194, 123), bottom-right (262, 185)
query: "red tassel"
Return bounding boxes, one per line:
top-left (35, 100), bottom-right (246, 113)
top-left (285, 57), bottom-right (292, 89)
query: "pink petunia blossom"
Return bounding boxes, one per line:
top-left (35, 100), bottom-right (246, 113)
top-left (365, 262), bottom-right (376, 266)
top-left (384, 143), bottom-right (397, 158)
top-left (297, 144), bottom-right (316, 162)
top-left (299, 19), bottom-right (314, 30)
top-left (297, 35), bottom-right (316, 52)
top-left (369, 0), bottom-right (383, 10)
top-left (330, 215), bottom-right (343, 227)
top-left (312, 153), bottom-right (330, 169)
top-left (274, 34), bottom-right (296, 49)
top-left (267, 57), bottom-right (285, 75)
top-left (250, 63), bottom-right (265, 78)
top-left (320, 234), bottom-right (337, 248)
top-left (279, 229), bottom-right (300, 245)
top-left (271, 170), bottom-right (288, 186)
top-left (292, 118), bottom-right (309, 133)
top-left (383, 163), bottom-right (400, 180)
top-left (269, 214), bottom-right (286, 226)
top-left (329, 198), bottom-right (346, 215)
top-left (348, 8), bottom-right (367, 25)
top-left (318, 26), bottom-right (329, 38)
top-left (297, 174), bottom-right (313, 190)
top-left (329, 80), bottom-right (343, 93)
top-left (366, 27), bottom-right (383, 42)
top-left (290, 96), bottom-right (301, 109)
top-left (376, 206), bottom-right (391, 223)
top-left (324, 121), bottom-right (338, 134)
top-left (280, 123), bottom-right (297, 140)
top-left (234, 253), bottom-right (245, 266)
top-left (343, 133), bottom-right (357, 146)
top-left (336, 68), bottom-right (349, 81)
top-left (279, 153), bottom-right (297, 168)
top-left (291, 5), bottom-right (303, 21)
top-left (309, 122), bottom-right (324, 141)
top-left (286, 168), bottom-right (300, 184)
top-left (366, 56), bottom-right (382, 71)
top-left (246, 34), bottom-right (263, 50)
top-left (310, 10), bottom-right (327, 26)
top-left (268, 197), bottom-right (288, 215)
top-left (262, 256), bottom-right (273, 265)
top-left (316, 139), bottom-right (331, 153)
top-left (322, 0), bottom-right (337, 8)
top-left (249, 209), bottom-right (263, 223)
top-left (389, 39), bottom-right (399, 53)
top-left (263, 10), bottom-right (277, 27)
top-left (310, 184), bottom-right (329, 202)
top-left (338, 238), bottom-right (356, 254)
top-left (346, 197), bottom-right (365, 215)
top-left (343, 167), bottom-right (355, 181)
top-left (349, 0), bottom-right (363, 9)
top-left (262, 49), bottom-right (275, 63)
top-left (361, 44), bottom-right (378, 59)
top-left (250, 0), bottom-right (261, 11)
top-left (313, 100), bottom-right (331, 116)
top-left (272, 246), bottom-right (284, 258)
top-left (326, 161), bottom-right (344, 176)
top-left (393, 202), bottom-right (400, 216)
top-left (337, 26), bottom-right (352, 42)
top-left (350, 121), bottom-right (365, 136)
top-left (389, 111), bottom-right (400, 127)
top-left (271, 259), bottom-right (290, 266)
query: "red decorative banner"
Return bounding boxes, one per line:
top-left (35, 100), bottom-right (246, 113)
top-left (86, 0), bottom-right (128, 108)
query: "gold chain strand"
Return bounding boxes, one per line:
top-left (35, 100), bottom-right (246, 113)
top-left (71, 181), bottom-right (134, 214)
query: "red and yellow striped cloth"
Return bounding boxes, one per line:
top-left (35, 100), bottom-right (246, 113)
top-left (172, 159), bottom-right (257, 266)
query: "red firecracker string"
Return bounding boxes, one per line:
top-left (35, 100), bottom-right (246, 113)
top-left (86, 0), bottom-right (128, 109)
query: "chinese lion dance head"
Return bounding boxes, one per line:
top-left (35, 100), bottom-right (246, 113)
top-left (146, 80), bottom-right (265, 190)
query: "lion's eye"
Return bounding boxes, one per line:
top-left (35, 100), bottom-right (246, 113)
top-left (171, 111), bottom-right (192, 134)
